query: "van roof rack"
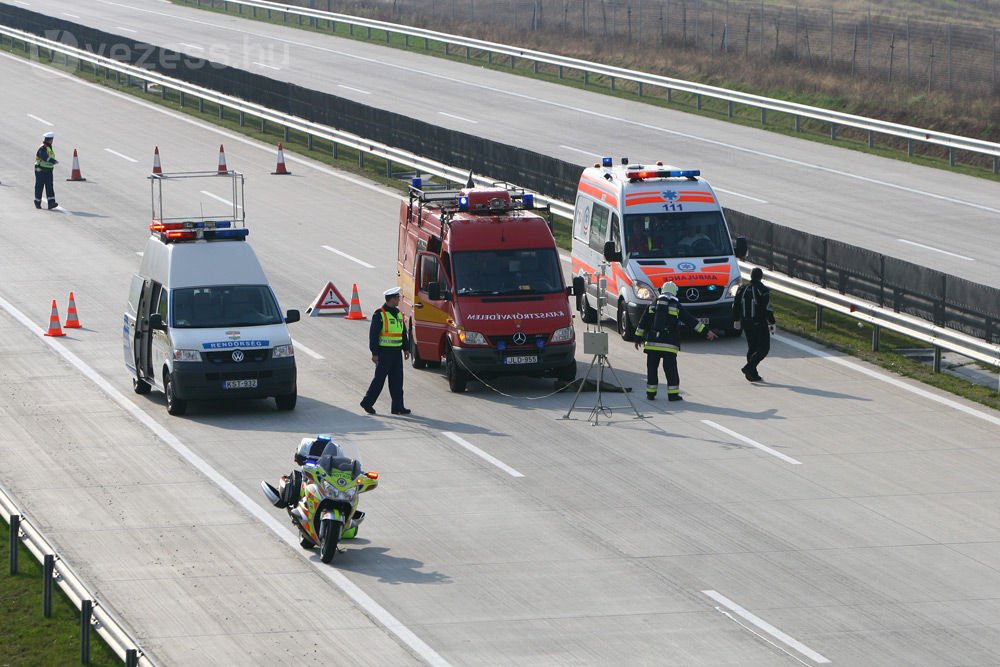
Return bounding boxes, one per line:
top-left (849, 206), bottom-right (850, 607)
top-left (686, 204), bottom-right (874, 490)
top-left (148, 171), bottom-right (246, 240)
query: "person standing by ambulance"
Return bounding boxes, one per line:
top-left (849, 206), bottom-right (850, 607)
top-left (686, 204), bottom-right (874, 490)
top-left (732, 267), bottom-right (776, 382)
top-left (360, 287), bottom-right (411, 415)
top-left (634, 281), bottom-right (717, 401)
top-left (34, 132), bottom-right (59, 210)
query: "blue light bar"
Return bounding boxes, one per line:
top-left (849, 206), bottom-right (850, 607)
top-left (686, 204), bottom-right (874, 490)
top-left (206, 228), bottom-right (249, 240)
top-left (411, 177), bottom-right (422, 190)
top-left (522, 193), bottom-right (534, 208)
top-left (458, 195), bottom-right (469, 211)
top-left (601, 156), bottom-right (613, 168)
top-left (672, 169), bottom-right (701, 178)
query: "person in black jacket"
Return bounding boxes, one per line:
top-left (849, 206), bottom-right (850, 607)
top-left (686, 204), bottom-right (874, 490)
top-left (634, 281), bottom-right (717, 401)
top-left (360, 287), bottom-right (411, 415)
top-left (732, 267), bottom-right (776, 382)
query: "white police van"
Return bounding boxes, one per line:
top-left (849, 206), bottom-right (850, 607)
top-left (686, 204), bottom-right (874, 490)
top-left (124, 171), bottom-right (299, 416)
top-left (571, 157), bottom-right (747, 339)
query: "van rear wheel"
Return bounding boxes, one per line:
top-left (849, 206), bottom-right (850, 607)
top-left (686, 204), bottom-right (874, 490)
top-left (132, 377), bottom-right (151, 395)
top-left (275, 391), bottom-right (297, 411)
top-left (165, 373), bottom-right (187, 416)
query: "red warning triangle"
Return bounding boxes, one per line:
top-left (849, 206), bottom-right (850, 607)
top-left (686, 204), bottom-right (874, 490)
top-left (306, 282), bottom-right (349, 316)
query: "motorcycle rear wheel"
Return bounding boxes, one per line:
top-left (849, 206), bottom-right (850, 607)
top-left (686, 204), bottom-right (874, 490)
top-left (320, 520), bottom-right (343, 563)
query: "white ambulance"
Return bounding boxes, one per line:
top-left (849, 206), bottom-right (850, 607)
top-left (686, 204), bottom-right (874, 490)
top-left (571, 157), bottom-right (747, 339)
top-left (124, 172), bottom-right (299, 416)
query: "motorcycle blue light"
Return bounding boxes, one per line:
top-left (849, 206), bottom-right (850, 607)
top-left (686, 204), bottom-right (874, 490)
top-left (523, 193), bottom-right (534, 208)
top-left (602, 156), bottom-right (613, 167)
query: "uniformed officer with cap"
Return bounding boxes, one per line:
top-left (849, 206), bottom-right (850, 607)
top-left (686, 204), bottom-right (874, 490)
top-left (34, 132), bottom-right (59, 210)
top-left (360, 286), bottom-right (411, 415)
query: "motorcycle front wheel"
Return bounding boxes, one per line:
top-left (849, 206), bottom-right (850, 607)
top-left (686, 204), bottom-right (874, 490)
top-left (319, 520), bottom-right (343, 563)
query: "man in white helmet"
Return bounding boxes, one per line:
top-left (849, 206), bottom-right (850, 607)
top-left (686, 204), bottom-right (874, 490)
top-left (633, 281), bottom-right (717, 401)
top-left (34, 132), bottom-right (59, 210)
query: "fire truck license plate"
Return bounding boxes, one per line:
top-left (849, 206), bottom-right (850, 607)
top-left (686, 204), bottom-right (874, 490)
top-left (223, 379), bottom-right (258, 389)
top-left (504, 355), bottom-right (538, 365)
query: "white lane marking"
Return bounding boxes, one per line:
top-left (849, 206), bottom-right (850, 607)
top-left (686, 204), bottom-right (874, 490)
top-left (714, 187), bottom-right (768, 204)
top-left (776, 334), bottom-right (1000, 427)
top-left (0, 293), bottom-right (452, 667)
top-left (115, 26), bottom-right (137, 33)
top-left (338, 84), bottom-right (371, 95)
top-left (0, 52), bottom-right (402, 203)
top-left (199, 190), bottom-right (241, 208)
top-left (92, 0), bottom-right (997, 215)
top-left (104, 148), bottom-right (137, 162)
top-left (291, 339), bottom-right (324, 360)
top-left (11, 0), bottom-right (29, 5)
top-left (897, 238), bottom-right (974, 261)
top-left (438, 111), bottom-right (478, 124)
top-left (27, 113), bottom-right (52, 125)
top-left (442, 432), bottom-right (524, 478)
top-left (179, 43), bottom-right (204, 51)
top-left (559, 145), bottom-right (602, 158)
top-left (703, 590), bottom-right (831, 664)
top-left (63, 12), bottom-right (80, 18)
top-left (322, 245), bottom-right (375, 269)
top-left (701, 420), bottom-right (802, 465)
top-left (253, 62), bottom-right (281, 70)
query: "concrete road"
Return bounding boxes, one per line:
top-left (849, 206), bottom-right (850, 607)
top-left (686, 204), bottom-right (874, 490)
top-left (12, 0), bottom-right (1000, 287)
top-left (1, 49), bottom-right (1000, 666)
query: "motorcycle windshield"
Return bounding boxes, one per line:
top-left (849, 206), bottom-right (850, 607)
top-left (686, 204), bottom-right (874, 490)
top-left (317, 440), bottom-right (363, 479)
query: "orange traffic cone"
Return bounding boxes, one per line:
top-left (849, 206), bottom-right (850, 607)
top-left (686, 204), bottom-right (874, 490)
top-left (64, 292), bottom-right (81, 329)
top-left (271, 143), bottom-right (291, 175)
top-left (66, 149), bottom-right (86, 181)
top-left (217, 144), bottom-right (228, 174)
top-left (44, 300), bottom-right (66, 337)
top-left (152, 146), bottom-right (163, 175)
top-left (345, 284), bottom-right (367, 320)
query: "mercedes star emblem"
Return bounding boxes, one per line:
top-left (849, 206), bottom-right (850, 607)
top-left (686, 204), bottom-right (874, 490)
top-left (512, 332), bottom-right (527, 345)
top-left (685, 288), bottom-right (700, 302)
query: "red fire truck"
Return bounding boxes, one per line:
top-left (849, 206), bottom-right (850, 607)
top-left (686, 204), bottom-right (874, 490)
top-left (397, 181), bottom-right (577, 392)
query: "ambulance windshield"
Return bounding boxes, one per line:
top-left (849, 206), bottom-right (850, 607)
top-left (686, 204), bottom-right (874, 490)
top-left (171, 285), bottom-right (283, 328)
top-left (623, 211), bottom-right (732, 259)
top-left (452, 248), bottom-right (563, 296)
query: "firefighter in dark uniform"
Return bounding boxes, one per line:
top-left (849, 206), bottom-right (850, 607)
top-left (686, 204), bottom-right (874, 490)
top-left (634, 281), bottom-right (717, 401)
top-left (732, 267), bottom-right (775, 382)
top-left (34, 132), bottom-right (59, 210)
top-left (360, 287), bottom-right (411, 415)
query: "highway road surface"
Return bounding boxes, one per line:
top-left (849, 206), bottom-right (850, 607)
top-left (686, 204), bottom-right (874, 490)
top-left (1, 36), bottom-right (1000, 667)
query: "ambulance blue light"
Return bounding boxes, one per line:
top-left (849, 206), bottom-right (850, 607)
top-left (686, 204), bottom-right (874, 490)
top-left (458, 195), bottom-right (469, 211)
top-left (411, 177), bottom-right (422, 190)
top-left (522, 193), bottom-right (534, 208)
top-left (601, 157), bottom-right (613, 167)
top-left (673, 169), bottom-right (701, 178)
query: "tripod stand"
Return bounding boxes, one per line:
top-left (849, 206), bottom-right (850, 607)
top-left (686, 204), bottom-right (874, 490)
top-left (563, 331), bottom-right (644, 425)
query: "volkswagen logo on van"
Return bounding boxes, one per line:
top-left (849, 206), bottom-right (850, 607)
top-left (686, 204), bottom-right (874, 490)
top-left (231, 350), bottom-right (245, 363)
top-left (685, 288), bottom-right (700, 302)
top-left (512, 332), bottom-right (527, 345)
top-left (677, 262), bottom-right (697, 271)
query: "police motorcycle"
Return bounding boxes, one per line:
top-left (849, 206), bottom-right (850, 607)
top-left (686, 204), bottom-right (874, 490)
top-left (261, 435), bottom-right (379, 563)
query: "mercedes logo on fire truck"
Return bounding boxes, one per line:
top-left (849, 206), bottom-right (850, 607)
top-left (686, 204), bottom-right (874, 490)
top-left (512, 332), bottom-right (527, 345)
top-left (231, 350), bottom-right (245, 363)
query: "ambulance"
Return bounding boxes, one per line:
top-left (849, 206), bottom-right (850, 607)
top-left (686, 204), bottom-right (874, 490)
top-left (571, 157), bottom-right (747, 339)
top-left (124, 172), bottom-right (300, 416)
top-left (397, 181), bottom-right (577, 393)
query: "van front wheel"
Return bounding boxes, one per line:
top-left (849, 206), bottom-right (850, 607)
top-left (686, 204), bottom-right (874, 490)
top-left (445, 348), bottom-right (468, 393)
top-left (410, 327), bottom-right (428, 370)
top-left (617, 302), bottom-right (637, 341)
top-left (165, 373), bottom-right (187, 416)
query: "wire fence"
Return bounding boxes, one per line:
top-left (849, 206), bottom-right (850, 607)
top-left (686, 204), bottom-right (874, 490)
top-left (289, 0), bottom-right (1000, 94)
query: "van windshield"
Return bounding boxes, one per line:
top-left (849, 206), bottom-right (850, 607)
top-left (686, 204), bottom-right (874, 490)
top-left (452, 248), bottom-right (563, 296)
top-left (171, 285), bottom-right (283, 328)
top-left (623, 211), bottom-right (733, 259)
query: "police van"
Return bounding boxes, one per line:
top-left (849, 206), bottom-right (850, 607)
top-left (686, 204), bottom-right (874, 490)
top-left (124, 171), bottom-right (299, 416)
top-left (571, 157), bottom-right (747, 339)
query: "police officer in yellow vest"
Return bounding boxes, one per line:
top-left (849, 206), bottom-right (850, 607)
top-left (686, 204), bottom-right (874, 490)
top-left (360, 287), bottom-right (411, 415)
top-left (34, 132), bottom-right (59, 210)
top-left (634, 281), bottom-right (717, 401)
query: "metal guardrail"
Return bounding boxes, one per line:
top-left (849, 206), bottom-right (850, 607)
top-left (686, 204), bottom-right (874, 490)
top-left (192, 0), bottom-right (1000, 171)
top-left (1, 483), bottom-right (154, 666)
top-left (1, 25), bottom-right (995, 375)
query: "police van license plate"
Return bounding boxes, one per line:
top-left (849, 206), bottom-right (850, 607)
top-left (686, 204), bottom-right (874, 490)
top-left (504, 355), bottom-right (538, 365)
top-left (223, 379), bottom-right (258, 389)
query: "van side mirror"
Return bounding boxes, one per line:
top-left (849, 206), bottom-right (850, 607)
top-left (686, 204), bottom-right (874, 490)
top-left (571, 275), bottom-right (587, 312)
top-left (603, 241), bottom-right (622, 263)
top-left (148, 314), bottom-right (165, 331)
top-left (734, 236), bottom-right (748, 259)
top-left (285, 309), bottom-right (300, 324)
top-left (427, 282), bottom-right (442, 301)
